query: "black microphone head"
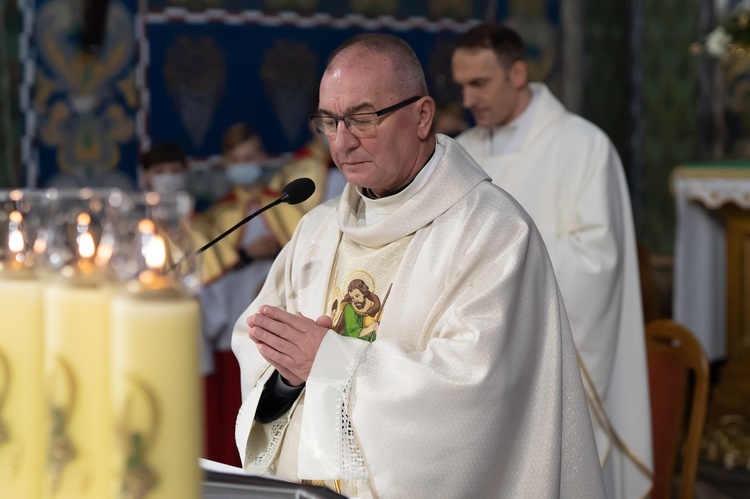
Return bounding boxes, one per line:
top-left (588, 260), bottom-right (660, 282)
top-left (281, 177), bottom-right (316, 205)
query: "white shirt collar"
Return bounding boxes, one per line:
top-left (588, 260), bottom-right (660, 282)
top-left (356, 140), bottom-right (444, 226)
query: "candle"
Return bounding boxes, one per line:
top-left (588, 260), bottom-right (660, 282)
top-left (43, 209), bottom-right (114, 498)
top-left (110, 221), bottom-right (201, 498)
top-left (44, 283), bottom-right (113, 498)
top-left (0, 202), bottom-right (45, 498)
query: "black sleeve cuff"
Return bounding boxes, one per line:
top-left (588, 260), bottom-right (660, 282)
top-left (237, 247), bottom-right (254, 267)
top-left (254, 370), bottom-right (305, 424)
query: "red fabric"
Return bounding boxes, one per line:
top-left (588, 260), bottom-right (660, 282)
top-left (203, 350), bottom-right (243, 467)
top-left (648, 349), bottom-right (688, 499)
top-left (293, 145), bottom-right (313, 159)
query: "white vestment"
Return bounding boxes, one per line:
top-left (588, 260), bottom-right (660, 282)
top-left (232, 135), bottom-right (605, 498)
top-left (457, 83), bottom-right (653, 499)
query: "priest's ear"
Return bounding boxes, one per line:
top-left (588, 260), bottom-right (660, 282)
top-left (509, 60), bottom-right (529, 90)
top-left (417, 96), bottom-right (435, 141)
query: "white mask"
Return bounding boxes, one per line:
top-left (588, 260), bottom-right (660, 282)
top-left (150, 173), bottom-right (188, 194)
top-left (226, 162), bottom-right (263, 185)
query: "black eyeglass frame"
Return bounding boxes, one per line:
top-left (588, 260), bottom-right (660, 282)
top-left (309, 95), bottom-right (423, 135)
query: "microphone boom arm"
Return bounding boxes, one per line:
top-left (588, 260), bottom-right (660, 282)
top-left (169, 177), bottom-right (315, 273)
top-left (194, 198), bottom-right (282, 256)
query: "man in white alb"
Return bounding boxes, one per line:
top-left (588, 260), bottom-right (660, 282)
top-left (232, 33), bottom-right (605, 498)
top-left (452, 23), bottom-right (653, 499)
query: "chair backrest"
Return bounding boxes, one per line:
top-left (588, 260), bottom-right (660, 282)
top-left (637, 243), bottom-right (662, 323)
top-left (645, 319), bottom-right (710, 499)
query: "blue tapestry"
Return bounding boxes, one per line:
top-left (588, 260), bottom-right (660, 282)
top-left (22, 0), bottom-right (562, 186)
top-left (146, 21), bottom-right (482, 156)
top-left (31, 0), bottom-right (139, 188)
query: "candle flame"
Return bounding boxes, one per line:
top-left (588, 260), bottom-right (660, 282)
top-left (138, 219), bottom-right (155, 234)
top-left (33, 236), bottom-right (46, 255)
top-left (77, 213), bottom-right (91, 226)
top-left (145, 235), bottom-right (166, 269)
top-left (95, 240), bottom-right (113, 267)
top-left (78, 232), bottom-right (96, 259)
top-left (7, 210), bottom-right (25, 254)
top-left (8, 229), bottom-right (24, 253)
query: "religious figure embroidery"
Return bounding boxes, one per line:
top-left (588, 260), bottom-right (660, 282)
top-left (333, 279), bottom-right (392, 343)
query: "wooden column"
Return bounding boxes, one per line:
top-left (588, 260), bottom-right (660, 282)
top-left (710, 210), bottom-right (750, 421)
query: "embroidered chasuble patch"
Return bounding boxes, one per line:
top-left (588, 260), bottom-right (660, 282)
top-left (326, 234), bottom-right (411, 343)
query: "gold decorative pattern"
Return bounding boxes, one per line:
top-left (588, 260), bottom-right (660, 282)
top-left (117, 376), bottom-right (160, 499)
top-left (35, 0), bottom-right (136, 178)
top-left (0, 351), bottom-right (9, 446)
top-left (702, 415), bottom-right (750, 472)
top-left (46, 356), bottom-right (77, 494)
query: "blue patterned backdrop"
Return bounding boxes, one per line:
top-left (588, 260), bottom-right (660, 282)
top-left (29, 0), bottom-right (139, 188)
top-left (23, 0), bottom-right (562, 187)
top-left (147, 22), bottom-right (479, 156)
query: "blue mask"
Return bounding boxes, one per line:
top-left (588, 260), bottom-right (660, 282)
top-left (225, 163), bottom-right (263, 185)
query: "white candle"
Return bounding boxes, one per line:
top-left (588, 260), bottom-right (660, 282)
top-left (43, 213), bottom-right (114, 498)
top-left (110, 222), bottom-right (202, 498)
top-left (0, 206), bottom-right (45, 497)
top-left (110, 294), bottom-right (201, 498)
top-left (44, 282), bottom-right (113, 498)
top-left (0, 274), bottom-right (44, 498)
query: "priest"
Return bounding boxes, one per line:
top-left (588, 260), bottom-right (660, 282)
top-left (232, 33), bottom-right (605, 498)
top-left (452, 23), bottom-right (653, 499)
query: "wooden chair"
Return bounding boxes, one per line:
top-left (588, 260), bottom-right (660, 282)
top-left (638, 243), bottom-right (662, 324)
top-left (646, 320), bottom-right (710, 499)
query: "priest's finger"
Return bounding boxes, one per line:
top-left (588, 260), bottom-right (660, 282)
top-left (250, 313), bottom-right (302, 345)
top-left (255, 337), bottom-right (311, 385)
top-left (259, 305), bottom-right (313, 331)
top-left (316, 315), bottom-right (333, 329)
top-left (249, 324), bottom-right (295, 356)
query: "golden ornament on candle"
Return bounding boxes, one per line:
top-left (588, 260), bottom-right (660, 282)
top-left (0, 189), bottom-right (46, 499)
top-left (111, 200), bottom-right (202, 499)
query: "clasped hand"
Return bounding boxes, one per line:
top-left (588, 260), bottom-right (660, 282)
top-left (247, 305), bottom-right (332, 387)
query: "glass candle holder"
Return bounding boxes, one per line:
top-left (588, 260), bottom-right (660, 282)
top-left (37, 188), bottom-right (116, 498)
top-left (107, 191), bottom-right (202, 499)
top-left (0, 189), bottom-right (46, 498)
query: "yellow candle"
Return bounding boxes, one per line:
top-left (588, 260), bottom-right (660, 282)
top-left (44, 282), bottom-right (113, 498)
top-left (110, 293), bottom-right (201, 498)
top-left (0, 274), bottom-right (44, 499)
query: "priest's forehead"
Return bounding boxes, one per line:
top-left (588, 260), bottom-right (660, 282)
top-left (318, 53), bottom-right (399, 114)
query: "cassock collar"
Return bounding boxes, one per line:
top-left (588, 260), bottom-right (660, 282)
top-left (336, 134), bottom-right (489, 247)
top-left (488, 86), bottom-right (538, 156)
top-left (466, 83), bottom-right (568, 154)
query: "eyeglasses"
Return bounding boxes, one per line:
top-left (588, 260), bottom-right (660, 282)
top-left (310, 96), bottom-right (422, 138)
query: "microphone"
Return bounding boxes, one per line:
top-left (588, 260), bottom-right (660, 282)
top-left (194, 177), bottom-right (316, 257)
top-left (280, 177), bottom-right (316, 205)
top-left (169, 178), bottom-right (315, 272)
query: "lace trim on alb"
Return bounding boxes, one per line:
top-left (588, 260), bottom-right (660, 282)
top-left (338, 346), bottom-right (368, 479)
top-left (247, 415), bottom-right (290, 470)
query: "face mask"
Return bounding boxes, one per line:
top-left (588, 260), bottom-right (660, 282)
top-left (150, 173), bottom-right (187, 194)
top-left (226, 162), bottom-right (263, 185)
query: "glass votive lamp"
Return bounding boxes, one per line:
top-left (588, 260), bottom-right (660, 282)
top-left (107, 190), bottom-right (202, 499)
top-left (37, 188), bottom-right (116, 498)
top-left (0, 189), bottom-right (46, 498)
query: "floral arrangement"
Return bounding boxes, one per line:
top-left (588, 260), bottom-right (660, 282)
top-left (699, 4), bottom-right (750, 60)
